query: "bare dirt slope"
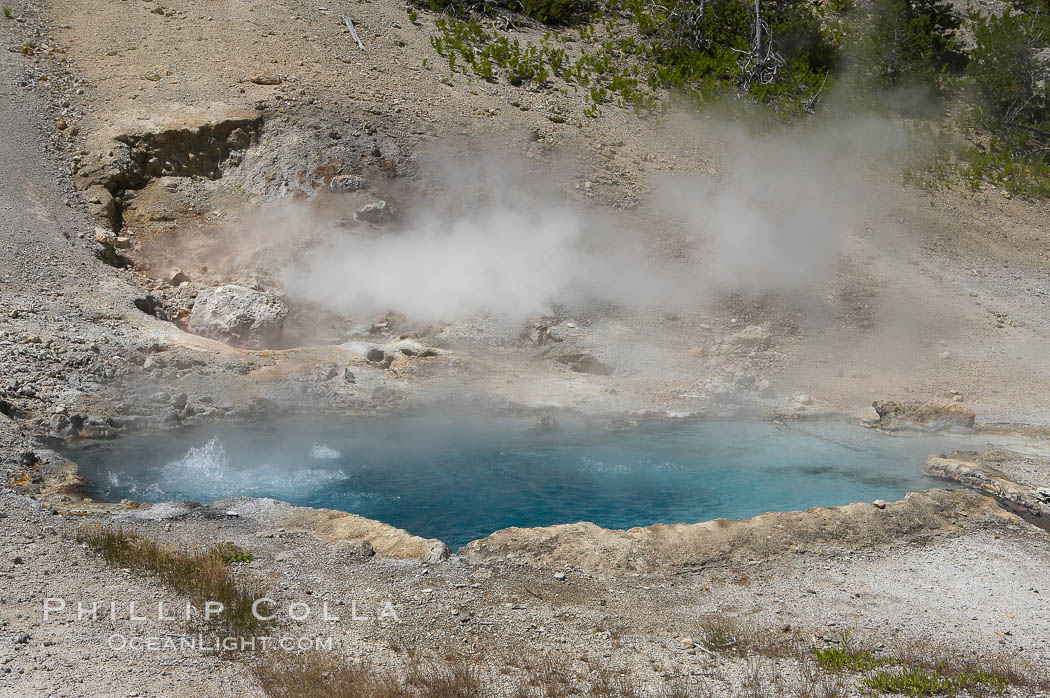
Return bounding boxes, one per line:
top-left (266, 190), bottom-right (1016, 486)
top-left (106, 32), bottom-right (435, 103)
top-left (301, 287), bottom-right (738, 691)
top-left (27, 0), bottom-right (1049, 427)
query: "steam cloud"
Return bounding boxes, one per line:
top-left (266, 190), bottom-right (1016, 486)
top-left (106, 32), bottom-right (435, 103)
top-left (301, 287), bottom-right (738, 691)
top-left (274, 117), bottom-right (907, 325)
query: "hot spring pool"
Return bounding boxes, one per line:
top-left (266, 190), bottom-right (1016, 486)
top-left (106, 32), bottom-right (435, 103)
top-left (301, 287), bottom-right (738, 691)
top-left (65, 416), bottom-right (989, 549)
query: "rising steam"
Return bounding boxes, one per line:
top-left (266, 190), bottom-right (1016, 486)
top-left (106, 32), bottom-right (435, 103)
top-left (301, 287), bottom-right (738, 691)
top-left (265, 117), bottom-right (907, 326)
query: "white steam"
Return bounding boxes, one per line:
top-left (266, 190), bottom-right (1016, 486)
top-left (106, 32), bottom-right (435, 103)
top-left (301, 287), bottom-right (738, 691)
top-left (262, 119), bottom-right (907, 326)
top-left (284, 203), bottom-right (594, 322)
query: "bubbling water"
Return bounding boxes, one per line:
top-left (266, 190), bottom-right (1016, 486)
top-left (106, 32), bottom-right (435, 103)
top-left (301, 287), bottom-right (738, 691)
top-left (66, 415), bottom-right (991, 548)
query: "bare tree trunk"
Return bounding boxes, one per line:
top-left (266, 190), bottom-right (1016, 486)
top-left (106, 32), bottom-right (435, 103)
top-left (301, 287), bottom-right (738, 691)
top-left (695, 0), bottom-right (708, 48)
top-left (752, 0), bottom-right (764, 67)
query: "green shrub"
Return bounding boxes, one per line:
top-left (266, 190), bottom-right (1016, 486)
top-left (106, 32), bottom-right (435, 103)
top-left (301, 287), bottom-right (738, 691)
top-left (2, 5), bottom-right (12, 18)
top-left (959, 8), bottom-right (1050, 197)
top-left (862, 665), bottom-right (1008, 696)
top-left (968, 9), bottom-right (1049, 134)
top-left (863, 0), bottom-right (966, 92)
top-left (627, 0), bottom-right (838, 109)
top-left (815, 645), bottom-right (897, 673)
top-left (520, 0), bottom-right (595, 24)
top-left (210, 541), bottom-right (255, 564)
top-left (417, 0), bottom-right (594, 24)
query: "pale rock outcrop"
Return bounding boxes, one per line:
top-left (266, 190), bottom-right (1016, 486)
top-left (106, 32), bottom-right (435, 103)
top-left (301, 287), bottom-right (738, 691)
top-left (924, 454), bottom-right (1047, 516)
top-left (187, 284), bottom-right (288, 349)
top-left (872, 400), bottom-right (976, 432)
top-left (463, 489), bottom-right (1013, 574)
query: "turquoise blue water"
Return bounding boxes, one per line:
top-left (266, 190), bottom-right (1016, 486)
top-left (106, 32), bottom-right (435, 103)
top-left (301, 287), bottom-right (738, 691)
top-left (66, 416), bottom-right (985, 549)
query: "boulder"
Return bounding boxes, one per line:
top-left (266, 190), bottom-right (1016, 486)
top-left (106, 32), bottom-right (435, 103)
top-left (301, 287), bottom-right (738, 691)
top-left (186, 285), bottom-right (288, 349)
top-left (872, 400), bottom-right (975, 432)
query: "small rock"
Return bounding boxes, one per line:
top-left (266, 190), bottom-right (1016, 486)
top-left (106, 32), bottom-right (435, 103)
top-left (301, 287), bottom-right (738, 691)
top-left (312, 364), bottom-right (338, 381)
top-left (12, 556), bottom-right (24, 565)
top-left (249, 74), bottom-right (281, 85)
top-left (55, 118), bottom-right (67, 130)
top-left (939, 351), bottom-right (951, 360)
top-left (329, 175), bottom-right (365, 193)
top-left (678, 637), bottom-right (694, 649)
top-left (353, 200), bottom-right (395, 224)
top-left (424, 542), bottom-right (451, 563)
top-left (49, 413), bottom-right (72, 437)
top-left (342, 368), bottom-right (356, 384)
top-left (555, 352), bottom-right (613, 376)
top-left (796, 394), bottom-right (813, 406)
top-left (167, 268), bottom-right (191, 285)
top-left (553, 572), bottom-right (566, 580)
top-left (354, 540), bottom-right (375, 557)
top-left (171, 392), bottom-right (188, 411)
top-left (728, 324), bottom-right (772, 348)
top-left (873, 499), bottom-right (887, 509)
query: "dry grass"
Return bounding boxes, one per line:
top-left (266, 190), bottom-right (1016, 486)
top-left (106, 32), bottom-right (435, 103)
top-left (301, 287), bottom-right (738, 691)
top-left (251, 605), bottom-right (1050, 698)
top-left (76, 523), bottom-right (267, 640)
top-left (588, 665), bottom-right (637, 697)
top-left (256, 649), bottom-right (728, 698)
top-left (695, 613), bottom-right (799, 658)
top-left (255, 652), bottom-right (485, 698)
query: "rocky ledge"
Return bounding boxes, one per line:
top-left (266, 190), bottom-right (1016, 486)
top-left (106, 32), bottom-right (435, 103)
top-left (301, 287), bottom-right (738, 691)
top-left (116, 497), bottom-right (452, 562)
top-left (924, 451), bottom-right (1050, 518)
top-left (462, 488), bottom-right (1018, 574)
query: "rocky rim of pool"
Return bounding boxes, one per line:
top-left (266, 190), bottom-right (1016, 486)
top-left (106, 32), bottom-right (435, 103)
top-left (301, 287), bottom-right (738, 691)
top-left (28, 406), bottom-right (1050, 574)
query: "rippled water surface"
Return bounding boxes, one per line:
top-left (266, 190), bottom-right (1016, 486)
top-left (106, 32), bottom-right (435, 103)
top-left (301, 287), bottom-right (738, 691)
top-left (65, 416), bottom-right (989, 548)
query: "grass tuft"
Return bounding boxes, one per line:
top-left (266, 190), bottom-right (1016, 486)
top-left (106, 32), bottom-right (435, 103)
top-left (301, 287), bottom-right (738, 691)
top-left (76, 524), bottom-right (267, 640)
top-left (861, 665), bottom-right (1005, 696)
top-left (210, 541), bottom-right (255, 564)
top-left (815, 633), bottom-right (897, 673)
